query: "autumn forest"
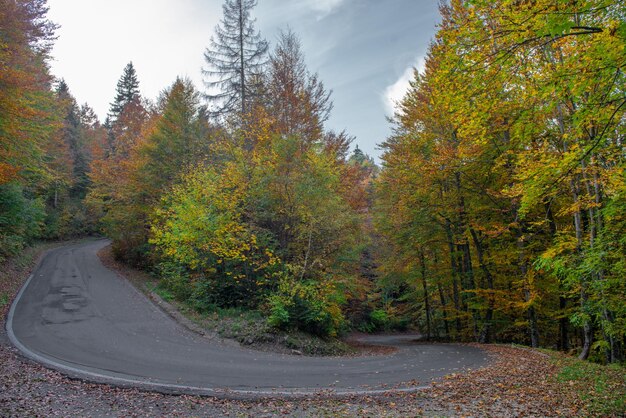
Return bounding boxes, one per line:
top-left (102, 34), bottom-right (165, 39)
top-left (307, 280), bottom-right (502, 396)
top-left (2, 0), bottom-right (625, 369)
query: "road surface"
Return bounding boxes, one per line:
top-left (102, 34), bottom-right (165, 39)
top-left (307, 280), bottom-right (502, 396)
top-left (7, 240), bottom-right (487, 397)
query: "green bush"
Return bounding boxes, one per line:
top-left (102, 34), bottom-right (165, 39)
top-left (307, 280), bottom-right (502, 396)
top-left (0, 183), bottom-right (45, 262)
top-left (157, 260), bottom-right (269, 312)
top-left (357, 307), bottom-right (411, 333)
top-left (266, 274), bottom-right (345, 337)
top-left (356, 308), bottom-right (389, 333)
top-left (370, 309), bottom-right (388, 327)
top-left (188, 271), bottom-right (269, 311)
top-left (267, 299), bottom-right (290, 328)
top-left (157, 261), bottom-right (193, 301)
top-left (0, 235), bottom-right (24, 263)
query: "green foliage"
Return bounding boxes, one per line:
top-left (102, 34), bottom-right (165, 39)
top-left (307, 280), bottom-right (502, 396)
top-left (267, 273), bottom-right (345, 337)
top-left (358, 307), bottom-right (411, 333)
top-left (250, 135), bottom-right (361, 280)
top-left (0, 183), bottom-right (45, 261)
top-left (148, 125), bottom-right (363, 329)
top-left (357, 309), bottom-right (389, 333)
top-left (89, 78), bottom-right (211, 266)
top-left (369, 309), bottom-right (389, 329)
top-left (0, 293), bottom-right (8, 309)
top-left (155, 261), bottom-right (192, 302)
top-left (150, 165), bottom-right (281, 309)
top-left (555, 357), bottom-right (626, 415)
top-left (153, 282), bottom-right (174, 302)
top-left (139, 77), bottom-right (211, 193)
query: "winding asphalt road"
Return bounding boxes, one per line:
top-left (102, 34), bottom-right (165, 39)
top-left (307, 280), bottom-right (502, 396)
top-left (7, 240), bottom-right (487, 397)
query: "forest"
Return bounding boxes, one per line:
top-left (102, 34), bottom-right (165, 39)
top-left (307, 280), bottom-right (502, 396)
top-left (1, 0), bottom-right (624, 365)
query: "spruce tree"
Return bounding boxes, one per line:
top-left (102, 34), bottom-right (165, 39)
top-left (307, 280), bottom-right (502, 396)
top-left (349, 145), bottom-right (366, 165)
top-left (55, 79), bottom-right (87, 197)
top-left (106, 62), bottom-right (147, 158)
top-left (139, 77), bottom-right (208, 193)
top-left (109, 62), bottom-right (141, 120)
top-left (202, 0), bottom-right (268, 118)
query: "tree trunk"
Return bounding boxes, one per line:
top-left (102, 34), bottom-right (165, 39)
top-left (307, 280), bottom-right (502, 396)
top-left (454, 171), bottom-right (479, 339)
top-left (459, 241), bottom-right (478, 339)
top-left (571, 178), bottom-right (593, 360)
top-left (528, 303), bottom-right (539, 348)
top-left (438, 283), bottom-right (450, 337)
top-left (470, 227), bottom-right (494, 343)
top-left (559, 296), bottom-right (569, 351)
top-left (518, 228), bottom-right (539, 348)
top-left (546, 202), bottom-right (570, 351)
top-left (445, 220), bottom-right (462, 338)
top-left (419, 249), bottom-right (431, 340)
top-left (300, 220), bottom-right (314, 281)
top-left (238, 1), bottom-right (246, 116)
top-left (432, 249), bottom-right (449, 338)
top-left (579, 321), bottom-right (593, 360)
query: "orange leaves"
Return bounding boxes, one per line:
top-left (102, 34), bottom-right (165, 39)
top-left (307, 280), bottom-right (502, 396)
top-left (240, 104), bottom-right (276, 153)
top-left (0, 0), bottom-right (58, 185)
top-left (0, 162), bottom-right (20, 185)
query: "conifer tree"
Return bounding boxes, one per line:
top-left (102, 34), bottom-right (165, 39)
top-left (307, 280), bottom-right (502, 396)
top-left (202, 0), bottom-right (268, 118)
top-left (108, 62), bottom-right (141, 120)
top-left (138, 77), bottom-right (210, 195)
top-left (349, 146), bottom-right (366, 165)
top-left (55, 79), bottom-right (83, 197)
top-left (105, 62), bottom-right (147, 158)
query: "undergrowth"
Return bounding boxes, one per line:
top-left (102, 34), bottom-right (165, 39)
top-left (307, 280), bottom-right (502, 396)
top-left (554, 355), bottom-right (626, 416)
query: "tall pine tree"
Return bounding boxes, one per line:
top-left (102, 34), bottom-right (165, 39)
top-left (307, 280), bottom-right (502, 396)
top-left (202, 0), bottom-right (268, 118)
top-left (105, 62), bottom-right (146, 158)
top-left (108, 62), bottom-right (141, 121)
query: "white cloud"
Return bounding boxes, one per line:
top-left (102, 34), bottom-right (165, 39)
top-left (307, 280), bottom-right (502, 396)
top-left (303, 0), bottom-right (345, 15)
top-left (382, 56), bottom-right (425, 116)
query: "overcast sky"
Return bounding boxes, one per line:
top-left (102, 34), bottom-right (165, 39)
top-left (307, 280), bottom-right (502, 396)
top-left (46, 0), bottom-right (440, 160)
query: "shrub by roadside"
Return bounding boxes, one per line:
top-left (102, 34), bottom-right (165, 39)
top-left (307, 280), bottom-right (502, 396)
top-left (267, 274), bottom-right (345, 338)
top-left (174, 303), bottom-right (354, 356)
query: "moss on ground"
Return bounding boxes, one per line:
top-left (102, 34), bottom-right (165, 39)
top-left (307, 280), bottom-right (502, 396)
top-left (552, 353), bottom-right (626, 416)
